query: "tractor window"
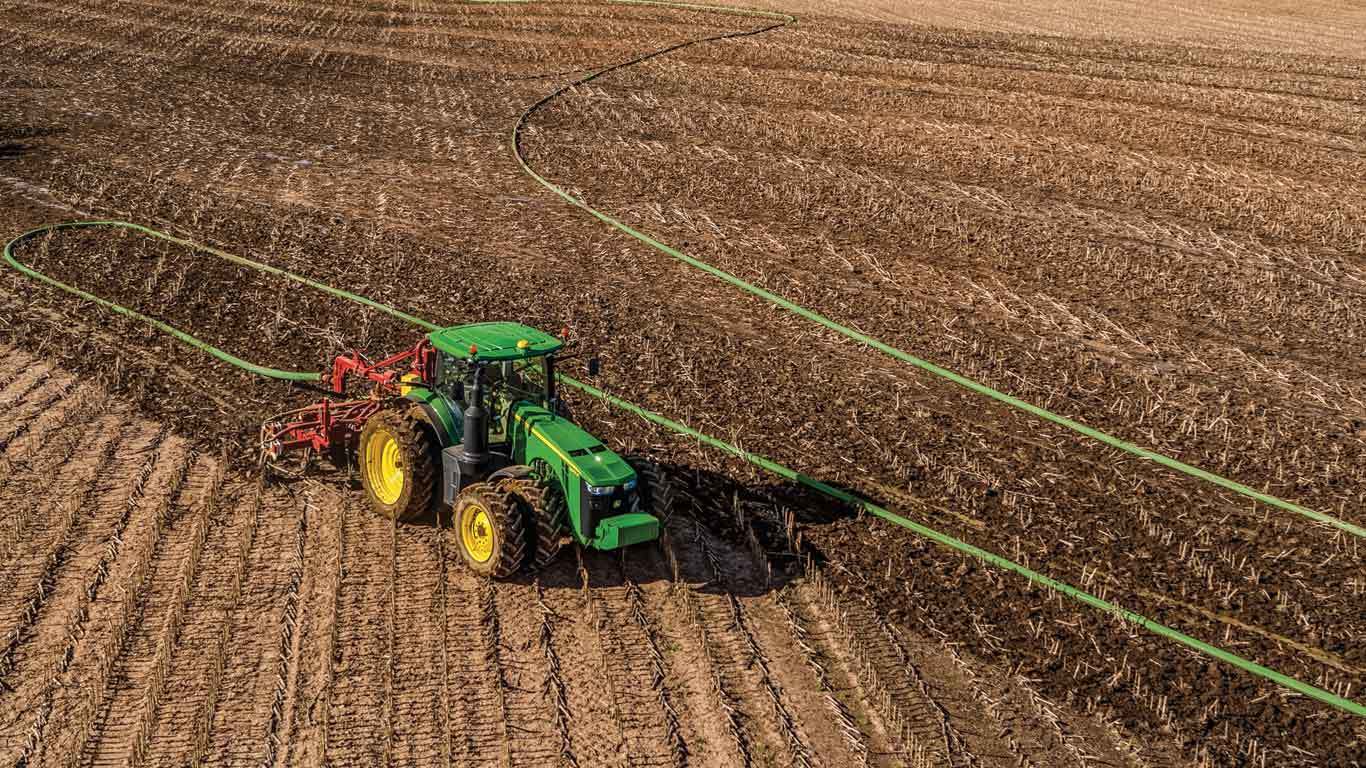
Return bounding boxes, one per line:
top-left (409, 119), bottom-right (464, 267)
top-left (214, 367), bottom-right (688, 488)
top-left (496, 359), bottom-right (544, 406)
top-left (434, 352), bottom-right (466, 403)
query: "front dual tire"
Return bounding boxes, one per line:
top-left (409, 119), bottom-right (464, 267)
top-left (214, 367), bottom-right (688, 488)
top-left (452, 474), bottom-right (563, 579)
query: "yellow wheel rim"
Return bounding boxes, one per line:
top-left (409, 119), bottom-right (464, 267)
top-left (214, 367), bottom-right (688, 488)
top-left (364, 428), bottom-right (405, 506)
top-left (461, 503), bottom-right (495, 563)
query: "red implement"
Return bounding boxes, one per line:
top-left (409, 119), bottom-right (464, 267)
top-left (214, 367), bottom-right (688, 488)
top-left (261, 339), bottom-right (437, 460)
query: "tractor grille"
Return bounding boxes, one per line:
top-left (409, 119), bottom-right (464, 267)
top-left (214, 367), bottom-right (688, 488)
top-left (580, 483), bottom-right (637, 540)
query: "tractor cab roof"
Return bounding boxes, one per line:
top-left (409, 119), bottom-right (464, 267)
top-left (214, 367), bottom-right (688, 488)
top-left (427, 322), bottom-right (564, 362)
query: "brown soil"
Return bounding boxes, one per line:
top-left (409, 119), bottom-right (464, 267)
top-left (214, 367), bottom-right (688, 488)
top-left (0, 350), bottom-right (1164, 767)
top-left (1, 1), bottom-right (1362, 766)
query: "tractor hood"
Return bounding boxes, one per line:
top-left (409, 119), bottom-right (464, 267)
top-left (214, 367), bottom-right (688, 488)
top-left (511, 405), bottom-right (634, 487)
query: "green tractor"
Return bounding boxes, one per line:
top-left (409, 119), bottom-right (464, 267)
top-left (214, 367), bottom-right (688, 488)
top-left (261, 322), bottom-right (668, 577)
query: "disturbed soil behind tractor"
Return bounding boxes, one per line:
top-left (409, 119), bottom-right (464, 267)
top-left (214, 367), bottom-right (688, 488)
top-left (0, 348), bottom-right (1163, 768)
top-left (2, 0), bottom-right (1363, 766)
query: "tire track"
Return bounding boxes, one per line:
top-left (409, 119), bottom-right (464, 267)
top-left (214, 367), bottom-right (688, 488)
top-left (260, 485), bottom-right (310, 768)
top-left (658, 511), bottom-right (810, 768)
top-left (580, 549), bottom-right (685, 768)
top-left (624, 541), bottom-right (736, 767)
top-left (804, 567), bottom-right (970, 768)
top-left (142, 480), bottom-right (266, 766)
top-left (565, 552), bottom-right (627, 768)
top-left (657, 525), bottom-right (752, 767)
top-left (93, 458), bottom-right (225, 767)
top-left (690, 487), bottom-right (933, 768)
top-left (0, 349), bottom-right (36, 392)
top-left (325, 493), bottom-right (393, 767)
top-left (492, 578), bottom-right (558, 767)
top-left (532, 576), bottom-right (585, 768)
top-left (0, 366), bottom-right (48, 414)
top-left (772, 588), bottom-right (876, 767)
top-left (279, 486), bottom-right (347, 768)
top-left (203, 487), bottom-right (303, 766)
top-left (0, 422), bottom-right (172, 765)
top-left (389, 523), bottom-right (449, 767)
top-left (442, 548), bottom-right (507, 768)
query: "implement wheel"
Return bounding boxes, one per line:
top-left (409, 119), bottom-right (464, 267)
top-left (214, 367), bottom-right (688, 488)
top-left (455, 483), bottom-right (526, 578)
top-left (359, 406), bottom-right (437, 523)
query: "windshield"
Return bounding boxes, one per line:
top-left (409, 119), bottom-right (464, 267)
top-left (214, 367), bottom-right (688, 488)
top-left (480, 355), bottom-right (551, 406)
top-left (487, 358), bottom-right (541, 403)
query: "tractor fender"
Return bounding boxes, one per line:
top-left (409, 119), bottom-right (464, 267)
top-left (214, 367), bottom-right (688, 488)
top-left (404, 390), bottom-right (461, 449)
top-left (489, 465), bottom-right (533, 482)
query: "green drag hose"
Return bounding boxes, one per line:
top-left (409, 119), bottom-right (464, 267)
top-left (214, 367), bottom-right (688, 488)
top-left (5, 222), bottom-right (321, 382)
top-left (507, 2), bottom-right (1363, 540)
top-left (4, 220), bottom-right (442, 381)
top-left (3, 219), bottom-right (1361, 717)
top-left (566, 374), bottom-right (1366, 718)
top-left (4, 0), bottom-right (1361, 716)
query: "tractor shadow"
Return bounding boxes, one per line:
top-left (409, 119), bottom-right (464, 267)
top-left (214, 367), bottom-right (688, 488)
top-left (517, 461), bottom-right (871, 599)
top-left (274, 456), bottom-right (871, 600)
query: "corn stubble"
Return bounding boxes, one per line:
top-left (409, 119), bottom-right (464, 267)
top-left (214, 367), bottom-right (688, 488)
top-left (0, 0), bottom-right (1361, 766)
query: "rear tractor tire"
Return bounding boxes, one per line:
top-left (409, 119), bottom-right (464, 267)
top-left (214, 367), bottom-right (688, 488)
top-left (359, 406), bottom-right (438, 523)
top-left (454, 482), bottom-right (527, 579)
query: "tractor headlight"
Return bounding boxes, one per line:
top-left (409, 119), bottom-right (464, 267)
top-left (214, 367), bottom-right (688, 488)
top-left (623, 477), bottom-right (637, 491)
top-left (586, 484), bottom-right (614, 496)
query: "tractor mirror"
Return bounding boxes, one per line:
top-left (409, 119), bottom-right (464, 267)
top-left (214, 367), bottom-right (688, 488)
top-left (587, 357), bottom-right (601, 377)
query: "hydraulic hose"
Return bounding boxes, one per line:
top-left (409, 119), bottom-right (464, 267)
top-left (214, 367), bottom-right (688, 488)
top-left (508, 3), bottom-right (1364, 541)
top-left (4, 219), bottom-right (1362, 717)
top-left (4, 1), bottom-right (1362, 718)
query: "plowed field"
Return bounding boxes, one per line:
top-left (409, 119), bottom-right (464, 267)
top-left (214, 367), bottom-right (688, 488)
top-left (1, 1), bottom-right (1362, 766)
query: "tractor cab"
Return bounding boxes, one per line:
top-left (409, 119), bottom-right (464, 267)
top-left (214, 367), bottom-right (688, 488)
top-left (427, 322), bottom-right (563, 410)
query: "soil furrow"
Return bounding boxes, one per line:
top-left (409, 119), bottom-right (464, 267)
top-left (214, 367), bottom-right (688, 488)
top-left (141, 480), bottom-right (266, 766)
top-left (26, 434), bottom-right (192, 767)
top-left (275, 486), bottom-right (347, 768)
top-left (580, 550), bottom-right (686, 768)
top-left (203, 488), bottom-right (302, 766)
top-left (324, 492), bottom-right (394, 767)
top-left (0, 422), bottom-right (172, 763)
top-left (2, 1), bottom-right (1363, 764)
top-left (260, 486), bottom-right (311, 768)
top-left (0, 409), bottom-right (126, 606)
top-left (389, 523), bottom-right (449, 767)
top-left (493, 579), bottom-right (559, 767)
top-left (76, 455), bottom-right (217, 767)
top-left (442, 547), bottom-right (508, 768)
top-left (660, 513), bottom-right (792, 767)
